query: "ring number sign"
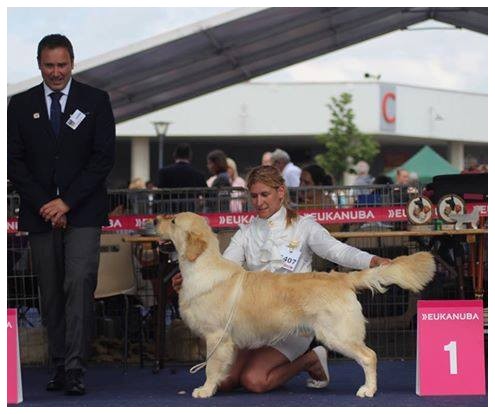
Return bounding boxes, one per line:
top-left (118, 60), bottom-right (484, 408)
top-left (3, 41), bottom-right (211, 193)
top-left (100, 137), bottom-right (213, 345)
top-left (416, 300), bottom-right (486, 396)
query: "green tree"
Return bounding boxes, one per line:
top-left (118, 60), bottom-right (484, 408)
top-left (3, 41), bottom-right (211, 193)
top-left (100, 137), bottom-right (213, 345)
top-left (315, 92), bottom-right (379, 184)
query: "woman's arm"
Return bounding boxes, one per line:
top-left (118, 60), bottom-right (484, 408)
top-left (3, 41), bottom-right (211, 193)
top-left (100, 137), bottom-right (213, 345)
top-left (306, 220), bottom-right (377, 269)
top-left (222, 228), bottom-right (246, 265)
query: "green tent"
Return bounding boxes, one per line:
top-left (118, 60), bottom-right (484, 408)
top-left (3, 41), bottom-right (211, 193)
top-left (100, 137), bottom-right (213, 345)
top-left (387, 145), bottom-right (459, 184)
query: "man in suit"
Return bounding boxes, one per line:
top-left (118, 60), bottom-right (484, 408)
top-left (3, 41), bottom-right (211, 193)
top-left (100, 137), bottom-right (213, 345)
top-left (7, 34), bottom-right (115, 396)
top-left (157, 143), bottom-right (207, 212)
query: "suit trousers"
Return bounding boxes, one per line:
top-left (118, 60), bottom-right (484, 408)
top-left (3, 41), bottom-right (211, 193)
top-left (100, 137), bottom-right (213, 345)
top-left (29, 226), bottom-right (101, 371)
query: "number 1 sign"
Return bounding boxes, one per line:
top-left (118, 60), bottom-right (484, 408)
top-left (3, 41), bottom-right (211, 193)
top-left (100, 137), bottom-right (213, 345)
top-left (416, 300), bottom-right (486, 396)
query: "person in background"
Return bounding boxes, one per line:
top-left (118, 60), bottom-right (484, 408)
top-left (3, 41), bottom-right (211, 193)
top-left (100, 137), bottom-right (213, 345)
top-left (7, 34), bottom-right (115, 395)
top-left (128, 178), bottom-right (145, 190)
top-left (127, 178), bottom-right (148, 214)
top-left (227, 157), bottom-right (247, 212)
top-left (146, 180), bottom-right (157, 190)
top-left (461, 156), bottom-right (482, 174)
top-left (227, 157), bottom-right (246, 188)
top-left (171, 165), bottom-right (390, 394)
top-left (477, 164), bottom-right (488, 173)
top-left (374, 175), bottom-right (393, 186)
top-left (206, 149), bottom-right (231, 188)
top-left (407, 171), bottom-right (419, 195)
top-left (271, 148), bottom-right (301, 187)
top-left (157, 143), bottom-right (207, 213)
top-left (158, 143), bottom-right (207, 189)
top-left (299, 164), bottom-right (335, 208)
top-left (261, 151), bottom-right (273, 166)
top-left (393, 169), bottom-right (411, 205)
top-left (352, 161), bottom-right (374, 196)
top-left (395, 168), bottom-right (410, 186)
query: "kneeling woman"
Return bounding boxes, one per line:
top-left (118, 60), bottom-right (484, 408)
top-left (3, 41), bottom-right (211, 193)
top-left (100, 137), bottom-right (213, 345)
top-left (172, 165), bottom-right (390, 393)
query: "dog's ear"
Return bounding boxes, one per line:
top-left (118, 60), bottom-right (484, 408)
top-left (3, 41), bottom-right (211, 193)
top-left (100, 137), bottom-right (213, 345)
top-left (185, 231), bottom-right (207, 262)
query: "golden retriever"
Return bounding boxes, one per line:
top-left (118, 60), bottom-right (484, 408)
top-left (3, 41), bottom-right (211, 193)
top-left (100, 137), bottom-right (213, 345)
top-left (155, 212), bottom-right (435, 398)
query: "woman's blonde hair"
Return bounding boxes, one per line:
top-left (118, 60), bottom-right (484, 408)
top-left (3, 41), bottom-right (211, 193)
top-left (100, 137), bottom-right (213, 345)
top-left (226, 157), bottom-right (238, 179)
top-left (246, 165), bottom-right (298, 227)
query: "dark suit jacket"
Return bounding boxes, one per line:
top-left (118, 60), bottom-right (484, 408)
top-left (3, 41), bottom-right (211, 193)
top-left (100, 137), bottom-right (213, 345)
top-left (157, 161), bottom-right (207, 188)
top-left (7, 79), bottom-right (116, 232)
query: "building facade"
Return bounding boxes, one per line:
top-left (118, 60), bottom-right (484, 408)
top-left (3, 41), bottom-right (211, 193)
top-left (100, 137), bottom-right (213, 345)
top-left (110, 81), bottom-right (487, 188)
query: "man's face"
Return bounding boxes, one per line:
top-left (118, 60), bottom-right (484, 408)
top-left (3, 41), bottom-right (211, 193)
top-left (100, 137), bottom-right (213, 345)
top-left (261, 152), bottom-right (272, 166)
top-left (272, 159), bottom-right (285, 173)
top-left (249, 181), bottom-right (285, 219)
top-left (396, 170), bottom-right (410, 185)
top-left (38, 47), bottom-right (73, 91)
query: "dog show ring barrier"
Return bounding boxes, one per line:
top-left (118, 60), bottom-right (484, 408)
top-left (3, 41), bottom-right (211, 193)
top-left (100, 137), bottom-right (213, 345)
top-left (7, 183), bottom-right (488, 369)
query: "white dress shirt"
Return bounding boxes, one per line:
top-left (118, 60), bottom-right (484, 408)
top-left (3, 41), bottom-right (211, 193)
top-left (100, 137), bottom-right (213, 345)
top-left (282, 162), bottom-right (301, 187)
top-left (223, 206), bottom-right (373, 272)
top-left (43, 78), bottom-right (72, 118)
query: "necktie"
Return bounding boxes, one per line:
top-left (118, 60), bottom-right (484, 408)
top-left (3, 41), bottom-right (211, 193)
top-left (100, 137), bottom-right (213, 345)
top-left (49, 92), bottom-right (63, 137)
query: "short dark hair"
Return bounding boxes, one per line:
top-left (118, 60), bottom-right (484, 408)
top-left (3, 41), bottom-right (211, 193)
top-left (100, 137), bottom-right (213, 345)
top-left (173, 143), bottom-right (192, 161)
top-left (302, 164), bottom-right (333, 186)
top-left (207, 149), bottom-right (228, 173)
top-left (37, 34), bottom-right (74, 61)
top-left (374, 175), bottom-right (393, 185)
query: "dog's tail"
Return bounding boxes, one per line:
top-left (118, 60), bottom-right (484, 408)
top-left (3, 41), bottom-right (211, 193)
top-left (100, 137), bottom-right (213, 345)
top-left (348, 252), bottom-right (435, 294)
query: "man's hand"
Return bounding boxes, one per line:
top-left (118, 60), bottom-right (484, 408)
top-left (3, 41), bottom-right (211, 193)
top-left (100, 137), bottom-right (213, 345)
top-left (52, 214), bottom-right (67, 229)
top-left (370, 256), bottom-right (392, 268)
top-left (40, 198), bottom-right (70, 223)
top-left (171, 273), bottom-right (183, 292)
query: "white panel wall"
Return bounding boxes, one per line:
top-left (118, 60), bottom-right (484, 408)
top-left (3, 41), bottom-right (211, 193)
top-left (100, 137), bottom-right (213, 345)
top-left (395, 85), bottom-right (487, 143)
top-left (116, 82), bottom-right (486, 144)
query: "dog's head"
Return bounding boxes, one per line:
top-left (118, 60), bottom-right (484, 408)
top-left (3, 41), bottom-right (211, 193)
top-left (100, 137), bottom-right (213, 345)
top-left (155, 212), bottom-right (214, 262)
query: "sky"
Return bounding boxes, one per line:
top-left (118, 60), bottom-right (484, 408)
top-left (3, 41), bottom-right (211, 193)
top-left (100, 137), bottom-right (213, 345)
top-left (7, 6), bottom-right (488, 94)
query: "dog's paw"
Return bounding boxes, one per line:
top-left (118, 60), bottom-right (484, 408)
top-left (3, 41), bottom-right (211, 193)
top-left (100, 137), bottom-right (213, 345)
top-left (356, 385), bottom-right (376, 398)
top-left (192, 385), bottom-right (216, 398)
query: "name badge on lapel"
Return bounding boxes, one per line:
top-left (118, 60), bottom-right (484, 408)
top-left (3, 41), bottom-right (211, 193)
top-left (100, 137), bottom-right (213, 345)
top-left (66, 109), bottom-right (86, 130)
top-left (280, 240), bottom-right (302, 272)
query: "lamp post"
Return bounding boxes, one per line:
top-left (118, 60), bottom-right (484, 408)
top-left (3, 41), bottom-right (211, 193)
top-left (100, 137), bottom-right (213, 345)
top-left (152, 121), bottom-right (171, 170)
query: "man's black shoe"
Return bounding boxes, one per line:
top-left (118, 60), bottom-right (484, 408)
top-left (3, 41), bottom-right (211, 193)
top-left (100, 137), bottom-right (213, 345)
top-left (46, 366), bottom-right (65, 391)
top-left (64, 369), bottom-right (85, 396)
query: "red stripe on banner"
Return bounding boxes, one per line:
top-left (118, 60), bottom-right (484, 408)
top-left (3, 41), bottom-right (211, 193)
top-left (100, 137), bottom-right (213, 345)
top-left (7, 203), bottom-right (488, 233)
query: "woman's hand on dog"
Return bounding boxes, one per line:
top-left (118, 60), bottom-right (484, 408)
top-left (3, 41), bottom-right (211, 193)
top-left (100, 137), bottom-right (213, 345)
top-left (172, 273), bottom-right (183, 292)
top-left (370, 256), bottom-right (392, 267)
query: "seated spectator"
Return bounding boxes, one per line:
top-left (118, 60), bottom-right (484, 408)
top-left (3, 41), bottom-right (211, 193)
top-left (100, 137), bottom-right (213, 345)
top-left (299, 164), bottom-right (335, 208)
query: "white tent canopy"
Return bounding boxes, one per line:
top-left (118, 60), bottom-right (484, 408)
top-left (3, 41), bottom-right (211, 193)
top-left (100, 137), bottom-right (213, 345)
top-left (8, 7), bottom-right (487, 123)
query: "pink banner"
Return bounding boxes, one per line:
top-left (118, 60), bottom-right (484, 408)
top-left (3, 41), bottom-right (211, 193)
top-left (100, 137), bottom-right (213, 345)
top-left (7, 308), bottom-right (23, 404)
top-left (7, 203), bottom-right (487, 233)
